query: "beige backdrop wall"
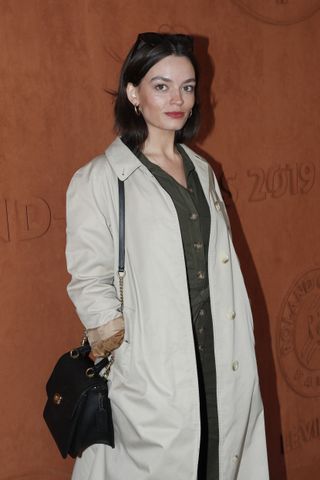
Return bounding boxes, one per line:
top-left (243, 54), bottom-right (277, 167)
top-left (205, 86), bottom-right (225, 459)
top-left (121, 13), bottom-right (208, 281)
top-left (1, 1), bottom-right (319, 479)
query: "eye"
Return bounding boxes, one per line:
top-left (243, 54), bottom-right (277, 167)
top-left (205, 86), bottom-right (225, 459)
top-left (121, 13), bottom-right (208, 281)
top-left (183, 85), bottom-right (195, 93)
top-left (154, 84), bottom-right (168, 91)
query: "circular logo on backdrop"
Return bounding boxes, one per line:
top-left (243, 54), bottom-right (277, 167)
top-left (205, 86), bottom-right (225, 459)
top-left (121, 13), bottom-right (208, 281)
top-left (232, 1), bottom-right (320, 25)
top-left (277, 269), bottom-right (320, 397)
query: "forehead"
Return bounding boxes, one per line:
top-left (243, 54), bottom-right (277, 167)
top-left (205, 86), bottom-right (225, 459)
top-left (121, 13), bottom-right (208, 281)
top-left (143, 55), bottom-right (195, 81)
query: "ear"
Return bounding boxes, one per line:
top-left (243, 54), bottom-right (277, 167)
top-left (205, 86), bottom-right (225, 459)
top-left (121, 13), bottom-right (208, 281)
top-left (126, 83), bottom-right (139, 106)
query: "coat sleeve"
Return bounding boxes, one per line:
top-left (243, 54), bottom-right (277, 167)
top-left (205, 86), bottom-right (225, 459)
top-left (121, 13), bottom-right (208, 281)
top-left (65, 162), bottom-right (124, 341)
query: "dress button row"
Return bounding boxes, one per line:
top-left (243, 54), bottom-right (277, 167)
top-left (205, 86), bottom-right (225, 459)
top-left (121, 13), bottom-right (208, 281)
top-left (198, 345), bottom-right (205, 352)
top-left (194, 242), bottom-right (203, 250)
top-left (198, 327), bottom-right (204, 334)
top-left (189, 212), bottom-right (198, 220)
top-left (232, 360), bottom-right (239, 371)
top-left (196, 271), bottom-right (205, 280)
top-left (199, 309), bottom-right (205, 316)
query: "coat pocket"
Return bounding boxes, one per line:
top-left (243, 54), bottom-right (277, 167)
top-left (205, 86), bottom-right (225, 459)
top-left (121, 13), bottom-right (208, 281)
top-left (111, 306), bottom-right (134, 380)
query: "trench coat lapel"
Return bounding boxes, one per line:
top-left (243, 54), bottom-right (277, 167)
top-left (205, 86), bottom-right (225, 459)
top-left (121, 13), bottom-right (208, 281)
top-left (179, 144), bottom-right (231, 232)
top-left (178, 144), bottom-right (211, 205)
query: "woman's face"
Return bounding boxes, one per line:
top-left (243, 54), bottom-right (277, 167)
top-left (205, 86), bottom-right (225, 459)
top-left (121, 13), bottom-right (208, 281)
top-left (127, 55), bottom-right (196, 135)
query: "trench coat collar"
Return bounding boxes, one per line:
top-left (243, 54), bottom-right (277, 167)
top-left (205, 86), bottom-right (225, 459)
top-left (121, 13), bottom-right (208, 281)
top-left (104, 137), bottom-right (143, 181)
top-left (105, 137), bottom-right (210, 203)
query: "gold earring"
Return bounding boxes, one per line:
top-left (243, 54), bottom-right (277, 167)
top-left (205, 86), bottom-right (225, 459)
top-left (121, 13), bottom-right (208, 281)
top-left (134, 105), bottom-right (141, 116)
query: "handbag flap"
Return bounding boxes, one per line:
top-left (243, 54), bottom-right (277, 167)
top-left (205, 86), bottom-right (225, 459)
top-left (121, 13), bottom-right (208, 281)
top-left (45, 351), bottom-right (106, 419)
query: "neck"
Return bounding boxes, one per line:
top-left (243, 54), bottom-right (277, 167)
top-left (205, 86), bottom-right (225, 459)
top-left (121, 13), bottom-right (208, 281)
top-left (142, 127), bottom-right (177, 158)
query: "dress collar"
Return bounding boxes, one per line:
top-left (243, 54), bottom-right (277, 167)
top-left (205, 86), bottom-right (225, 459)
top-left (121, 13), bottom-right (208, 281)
top-left (134, 143), bottom-right (195, 179)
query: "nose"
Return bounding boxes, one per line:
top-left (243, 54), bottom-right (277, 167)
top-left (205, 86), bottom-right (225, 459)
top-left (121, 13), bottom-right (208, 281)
top-left (170, 88), bottom-right (183, 105)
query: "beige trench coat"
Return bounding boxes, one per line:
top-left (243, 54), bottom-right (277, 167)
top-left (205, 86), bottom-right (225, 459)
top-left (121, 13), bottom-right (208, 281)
top-left (66, 137), bottom-right (269, 480)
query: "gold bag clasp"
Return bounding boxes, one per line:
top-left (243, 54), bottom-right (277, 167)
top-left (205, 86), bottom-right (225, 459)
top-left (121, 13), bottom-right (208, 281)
top-left (53, 393), bottom-right (63, 405)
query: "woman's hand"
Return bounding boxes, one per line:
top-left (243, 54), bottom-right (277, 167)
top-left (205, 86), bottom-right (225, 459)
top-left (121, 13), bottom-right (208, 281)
top-left (86, 315), bottom-right (125, 358)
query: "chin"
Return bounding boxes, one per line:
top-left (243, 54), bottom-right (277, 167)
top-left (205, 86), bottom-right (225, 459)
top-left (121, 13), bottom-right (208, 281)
top-left (162, 119), bottom-right (187, 130)
top-left (146, 118), bottom-right (187, 133)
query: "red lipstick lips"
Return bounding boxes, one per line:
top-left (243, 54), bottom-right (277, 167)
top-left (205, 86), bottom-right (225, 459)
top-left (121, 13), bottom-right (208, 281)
top-left (165, 112), bottom-right (185, 119)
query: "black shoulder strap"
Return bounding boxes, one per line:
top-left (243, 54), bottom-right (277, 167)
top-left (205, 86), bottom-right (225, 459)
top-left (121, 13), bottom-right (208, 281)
top-left (118, 179), bottom-right (125, 273)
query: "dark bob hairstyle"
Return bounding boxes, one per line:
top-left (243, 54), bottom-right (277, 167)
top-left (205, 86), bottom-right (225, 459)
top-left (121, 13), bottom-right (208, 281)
top-left (114, 32), bottom-right (200, 149)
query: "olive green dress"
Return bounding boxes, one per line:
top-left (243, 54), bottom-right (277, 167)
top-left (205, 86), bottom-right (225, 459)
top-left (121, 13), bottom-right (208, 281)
top-left (134, 144), bottom-right (219, 480)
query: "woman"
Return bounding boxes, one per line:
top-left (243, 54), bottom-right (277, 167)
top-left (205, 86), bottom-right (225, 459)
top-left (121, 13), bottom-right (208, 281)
top-left (66, 33), bottom-right (269, 480)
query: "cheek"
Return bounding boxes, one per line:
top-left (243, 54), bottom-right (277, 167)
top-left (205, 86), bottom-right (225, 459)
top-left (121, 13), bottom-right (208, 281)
top-left (186, 93), bottom-right (195, 107)
top-left (140, 92), bottom-right (167, 111)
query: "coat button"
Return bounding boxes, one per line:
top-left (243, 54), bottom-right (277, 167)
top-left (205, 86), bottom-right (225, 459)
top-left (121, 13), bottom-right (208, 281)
top-left (199, 345), bottom-right (204, 352)
top-left (222, 254), bottom-right (229, 263)
top-left (199, 309), bottom-right (205, 316)
top-left (189, 212), bottom-right (198, 220)
top-left (196, 271), bottom-right (205, 280)
top-left (194, 242), bottom-right (203, 250)
top-left (232, 454), bottom-right (239, 463)
top-left (232, 360), bottom-right (239, 371)
top-left (198, 327), bottom-right (204, 334)
top-left (228, 310), bottom-right (236, 320)
top-left (214, 201), bottom-right (221, 211)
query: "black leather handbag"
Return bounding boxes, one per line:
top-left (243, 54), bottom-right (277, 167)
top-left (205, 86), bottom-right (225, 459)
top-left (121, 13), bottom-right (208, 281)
top-left (43, 180), bottom-right (125, 458)
top-left (43, 343), bottom-right (114, 458)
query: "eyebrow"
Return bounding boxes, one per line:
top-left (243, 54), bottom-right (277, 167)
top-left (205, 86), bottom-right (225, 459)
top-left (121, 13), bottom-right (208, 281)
top-left (150, 76), bottom-right (196, 83)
